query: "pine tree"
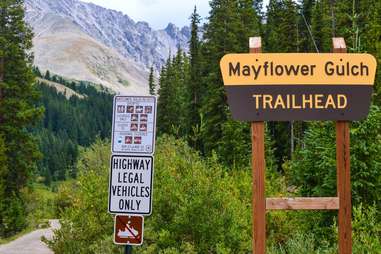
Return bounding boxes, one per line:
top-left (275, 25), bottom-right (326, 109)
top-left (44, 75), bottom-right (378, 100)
top-left (188, 6), bottom-right (202, 148)
top-left (311, 0), bottom-right (333, 52)
top-left (298, 0), bottom-right (316, 52)
top-left (200, 0), bottom-right (262, 160)
top-left (0, 0), bottom-right (43, 236)
top-left (45, 70), bottom-right (51, 80)
top-left (157, 58), bottom-right (172, 134)
top-left (157, 48), bottom-right (191, 137)
top-left (265, 0), bottom-right (300, 163)
top-left (148, 66), bottom-right (156, 95)
top-left (265, 0), bottom-right (299, 52)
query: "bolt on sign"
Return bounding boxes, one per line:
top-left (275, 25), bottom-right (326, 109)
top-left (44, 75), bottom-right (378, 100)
top-left (114, 215), bottom-right (144, 245)
top-left (220, 53), bottom-right (377, 121)
top-left (112, 96), bottom-right (157, 154)
top-left (108, 155), bottom-right (153, 215)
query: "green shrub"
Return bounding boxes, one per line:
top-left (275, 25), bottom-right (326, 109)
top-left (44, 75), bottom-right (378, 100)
top-left (47, 136), bottom-right (287, 253)
top-left (47, 139), bottom-right (114, 253)
top-left (22, 184), bottom-right (57, 227)
top-left (351, 204), bottom-right (381, 253)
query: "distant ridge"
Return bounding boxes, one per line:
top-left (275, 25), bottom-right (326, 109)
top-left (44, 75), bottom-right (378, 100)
top-left (25, 0), bottom-right (190, 94)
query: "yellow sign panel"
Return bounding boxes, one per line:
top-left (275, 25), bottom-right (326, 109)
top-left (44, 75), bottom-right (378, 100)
top-left (220, 53), bottom-right (377, 86)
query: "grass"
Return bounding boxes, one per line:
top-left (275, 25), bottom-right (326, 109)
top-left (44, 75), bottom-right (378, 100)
top-left (0, 183), bottom-right (58, 245)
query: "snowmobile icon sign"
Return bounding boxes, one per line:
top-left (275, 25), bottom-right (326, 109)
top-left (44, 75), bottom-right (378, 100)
top-left (114, 215), bottom-right (144, 245)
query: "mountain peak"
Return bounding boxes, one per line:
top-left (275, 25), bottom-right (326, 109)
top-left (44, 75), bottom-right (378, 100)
top-left (25, 0), bottom-right (191, 94)
top-left (164, 23), bottom-right (178, 37)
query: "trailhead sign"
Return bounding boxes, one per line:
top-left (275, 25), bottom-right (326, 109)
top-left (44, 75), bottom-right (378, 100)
top-left (220, 53), bottom-right (377, 121)
top-left (112, 96), bottom-right (157, 154)
top-left (114, 215), bottom-right (144, 245)
top-left (108, 155), bottom-right (153, 215)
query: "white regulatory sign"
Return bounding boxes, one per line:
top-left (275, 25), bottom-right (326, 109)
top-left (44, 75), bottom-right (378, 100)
top-left (111, 96), bottom-right (156, 155)
top-left (108, 155), bottom-right (153, 215)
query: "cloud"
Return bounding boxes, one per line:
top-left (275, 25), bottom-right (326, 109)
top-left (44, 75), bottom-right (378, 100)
top-left (140, 0), bottom-right (158, 5)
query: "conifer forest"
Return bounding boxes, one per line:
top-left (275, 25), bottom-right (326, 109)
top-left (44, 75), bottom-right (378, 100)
top-left (0, 0), bottom-right (380, 253)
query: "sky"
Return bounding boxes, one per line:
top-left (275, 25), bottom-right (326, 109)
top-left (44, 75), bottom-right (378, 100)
top-left (81, 0), bottom-right (210, 30)
top-left (82, 0), bottom-right (270, 30)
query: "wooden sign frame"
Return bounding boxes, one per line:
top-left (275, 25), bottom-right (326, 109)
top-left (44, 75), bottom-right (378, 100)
top-left (250, 37), bottom-right (352, 254)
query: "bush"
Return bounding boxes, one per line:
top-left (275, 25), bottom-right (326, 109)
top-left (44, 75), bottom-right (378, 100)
top-left (22, 184), bottom-right (57, 228)
top-left (46, 139), bottom-right (114, 253)
top-left (48, 135), bottom-right (381, 253)
top-left (0, 195), bottom-right (27, 237)
top-left (288, 105), bottom-right (381, 206)
top-left (351, 204), bottom-right (381, 253)
top-left (47, 136), bottom-right (287, 253)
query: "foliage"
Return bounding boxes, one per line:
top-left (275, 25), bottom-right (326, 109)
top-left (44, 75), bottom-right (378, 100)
top-left (148, 66), bottom-right (156, 96)
top-left (45, 136), bottom-right (381, 253)
top-left (0, 183), bottom-right (58, 243)
top-left (157, 49), bottom-right (190, 137)
top-left (22, 184), bottom-right (57, 228)
top-left (199, 0), bottom-right (262, 159)
top-left (46, 139), bottom-right (115, 254)
top-left (47, 136), bottom-right (286, 253)
top-left (0, 0), bottom-right (44, 237)
top-left (33, 74), bottom-right (113, 184)
top-left (351, 204), bottom-right (381, 253)
top-left (188, 6), bottom-right (202, 150)
top-left (288, 105), bottom-right (381, 206)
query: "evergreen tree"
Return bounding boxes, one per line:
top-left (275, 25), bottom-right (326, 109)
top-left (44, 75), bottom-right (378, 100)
top-left (148, 66), bottom-right (156, 95)
top-left (45, 70), bottom-right (51, 80)
top-left (265, 0), bottom-right (300, 163)
top-left (311, 0), bottom-right (333, 52)
top-left (188, 6), bottom-right (202, 148)
top-left (265, 0), bottom-right (299, 52)
top-left (157, 49), bottom-right (190, 137)
top-left (200, 0), bottom-right (262, 162)
top-left (0, 0), bottom-right (43, 236)
top-left (298, 0), bottom-right (316, 52)
top-left (157, 57), bottom-right (172, 134)
top-left (33, 78), bottom-right (113, 183)
top-left (289, 106), bottom-right (381, 207)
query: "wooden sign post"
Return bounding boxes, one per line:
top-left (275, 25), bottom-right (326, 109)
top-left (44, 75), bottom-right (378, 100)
top-left (333, 38), bottom-right (352, 254)
top-left (221, 36), bottom-right (376, 253)
top-left (249, 37), bottom-right (266, 254)
top-left (249, 37), bottom-right (353, 253)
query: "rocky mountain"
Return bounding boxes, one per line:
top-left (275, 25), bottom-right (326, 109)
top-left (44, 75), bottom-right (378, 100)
top-left (25, 0), bottom-right (190, 94)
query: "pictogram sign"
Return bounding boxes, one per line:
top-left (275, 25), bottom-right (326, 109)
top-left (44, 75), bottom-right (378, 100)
top-left (114, 215), bottom-right (144, 245)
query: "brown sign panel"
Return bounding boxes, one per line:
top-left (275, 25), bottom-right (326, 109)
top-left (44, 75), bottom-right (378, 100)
top-left (114, 215), bottom-right (144, 245)
top-left (220, 53), bottom-right (377, 121)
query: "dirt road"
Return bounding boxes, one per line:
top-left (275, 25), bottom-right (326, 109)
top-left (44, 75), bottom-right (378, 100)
top-left (0, 220), bottom-right (60, 254)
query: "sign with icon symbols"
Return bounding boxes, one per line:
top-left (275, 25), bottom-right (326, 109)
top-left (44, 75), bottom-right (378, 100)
top-left (114, 215), bottom-right (144, 245)
top-left (111, 96), bottom-right (157, 155)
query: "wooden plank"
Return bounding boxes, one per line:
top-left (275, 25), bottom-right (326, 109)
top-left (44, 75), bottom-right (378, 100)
top-left (250, 37), bottom-right (266, 254)
top-left (333, 37), bottom-right (352, 254)
top-left (266, 197), bottom-right (339, 210)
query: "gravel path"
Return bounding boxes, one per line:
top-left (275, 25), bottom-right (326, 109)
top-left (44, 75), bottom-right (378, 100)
top-left (0, 220), bottom-right (60, 254)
